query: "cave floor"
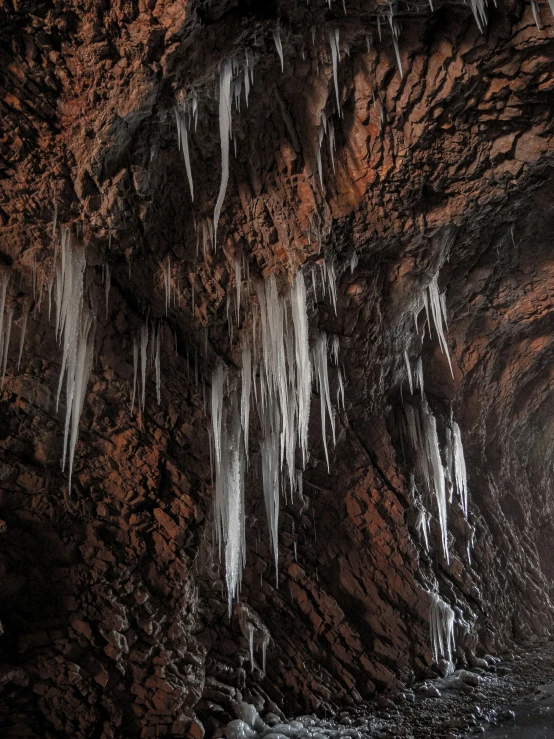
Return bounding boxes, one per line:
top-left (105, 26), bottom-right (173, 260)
top-left (283, 640), bottom-right (554, 739)
top-left (477, 681), bottom-right (554, 738)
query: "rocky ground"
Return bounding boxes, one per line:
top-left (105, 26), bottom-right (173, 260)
top-left (216, 640), bottom-right (554, 739)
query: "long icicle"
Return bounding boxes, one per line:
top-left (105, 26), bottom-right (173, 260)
top-left (213, 61), bottom-right (233, 241)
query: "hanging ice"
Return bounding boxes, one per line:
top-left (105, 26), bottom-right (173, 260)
top-left (427, 275), bottom-right (453, 376)
top-left (429, 592), bottom-right (455, 664)
top-left (155, 324), bottom-right (161, 405)
top-left (65, 307), bottom-right (95, 486)
top-left (213, 61), bottom-right (233, 241)
top-left (312, 331), bottom-right (335, 471)
top-left (17, 303), bottom-right (29, 371)
top-left (1, 308), bottom-right (13, 388)
top-left (422, 403), bottom-right (449, 562)
top-left (140, 321), bottom-right (148, 412)
top-left (329, 29), bottom-right (341, 113)
top-left (452, 421), bottom-right (468, 517)
top-left (404, 350), bottom-right (413, 394)
top-left (175, 106), bottom-right (194, 201)
top-left (272, 28), bottom-right (284, 71)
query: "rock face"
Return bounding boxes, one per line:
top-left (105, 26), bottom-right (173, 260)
top-left (1, 0), bottom-right (554, 736)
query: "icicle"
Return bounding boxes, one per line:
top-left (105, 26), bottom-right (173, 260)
top-left (235, 255), bottom-right (241, 324)
top-left (17, 304), bottom-right (29, 371)
top-left (273, 28), bottom-right (284, 71)
top-left (530, 0), bottom-right (541, 28)
top-left (248, 624), bottom-right (255, 671)
top-left (244, 51), bottom-right (251, 106)
top-left (213, 61), bottom-right (233, 241)
top-left (291, 271), bottom-right (312, 467)
top-left (312, 332), bottom-right (335, 471)
top-left (56, 236), bottom-right (87, 415)
top-left (163, 256), bottom-right (171, 316)
top-left (331, 335), bottom-right (340, 364)
top-left (0, 273), bottom-right (9, 362)
top-left (241, 343), bottom-right (252, 461)
top-left (1, 308), bottom-right (13, 389)
top-left (155, 324), bottom-right (161, 405)
top-left (429, 592), bottom-right (455, 665)
top-left (415, 505), bottom-right (430, 551)
top-left (404, 350), bottom-right (413, 394)
top-left (427, 275), bottom-right (453, 376)
top-left (329, 29), bottom-right (341, 114)
top-left (131, 339), bottom-right (138, 412)
top-left (140, 321), bottom-right (148, 411)
top-left (452, 422), bottom-right (468, 517)
top-left (350, 251), bottom-right (358, 273)
top-left (65, 307), bottom-right (95, 486)
top-left (175, 107), bottom-right (194, 200)
top-left (415, 356), bottom-right (424, 395)
top-left (422, 403), bottom-right (449, 562)
top-left (326, 261), bottom-right (338, 315)
top-left (388, 5), bottom-right (403, 77)
top-left (261, 633), bottom-right (269, 673)
top-left (337, 367), bottom-right (345, 410)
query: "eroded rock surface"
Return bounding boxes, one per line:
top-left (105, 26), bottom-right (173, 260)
top-left (1, 0), bottom-right (554, 736)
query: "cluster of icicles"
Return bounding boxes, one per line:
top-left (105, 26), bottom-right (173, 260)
top-left (402, 275), bottom-right (470, 665)
top-left (0, 228), bottom-right (98, 486)
top-left (210, 269), bottom-right (344, 611)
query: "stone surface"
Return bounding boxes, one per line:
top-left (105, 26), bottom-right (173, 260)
top-left (1, 0), bottom-right (554, 737)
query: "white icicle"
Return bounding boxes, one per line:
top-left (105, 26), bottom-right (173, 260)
top-left (155, 324), bottom-right (161, 405)
top-left (1, 308), bottom-right (13, 389)
top-left (241, 343), bottom-right (252, 461)
top-left (131, 339), bottom-right (138, 412)
top-left (17, 304), bottom-right (28, 371)
top-left (56, 236), bottom-right (86, 415)
top-left (175, 107), bottom-right (194, 201)
top-left (422, 403), bottom-right (449, 562)
top-left (65, 307), bottom-right (94, 486)
top-left (404, 350), bottom-right (413, 394)
top-left (291, 271), bottom-right (311, 467)
top-left (313, 332), bottom-right (335, 471)
top-left (350, 251), bottom-right (359, 273)
top-left (329, 29), bottom-right (341, 113)
top-left (429, 592), bottom-right (455, 665)
top-left (213, 61), bottom-right (233, 241)
top-left (235, 255), bottom-right (241, 324)
top-left (0, 273), bottom-right (9, 363)
top-left (427, 275), bottom-right (453, 376)
top-left (272, 28), bottom-right (284, 71)
top-left (452, 421), bottom-right (468, 517)
top-left (140, 321), bottom-right (148, 411)
top-left (331, 335), bottom-right (340, 364)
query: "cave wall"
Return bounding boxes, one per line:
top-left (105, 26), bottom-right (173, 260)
top-left (1, 0), bottom-right (554, 736)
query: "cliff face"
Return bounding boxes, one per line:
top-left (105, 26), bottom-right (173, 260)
top-left (1, 0), bottom-right (554, 736)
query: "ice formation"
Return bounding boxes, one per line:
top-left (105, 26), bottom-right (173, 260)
top-left (211, 269), bottom-right (340, 603)
top-left (214, 61), bottom-right (233, 240)
top-left (427, 274), bottom-right (453, 376)
top-left (404, 350), bottom-right (413, 394)
top-left (429, 592), bottom-right (456, 664)
top-left (1, 308), bottom-right (13, 388)
top-left (329, 29), bottom-right (341, 112)
top-left (17, 303), bottom-right (29, 371)
top-left (405, 401), bottom-right (450, 562)
top-left (175, 106), bottom-right (194, 201)
top-left (452, 421), bottom-right (468, 517)
top-left (272, 28), bottom-right (284, 71)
